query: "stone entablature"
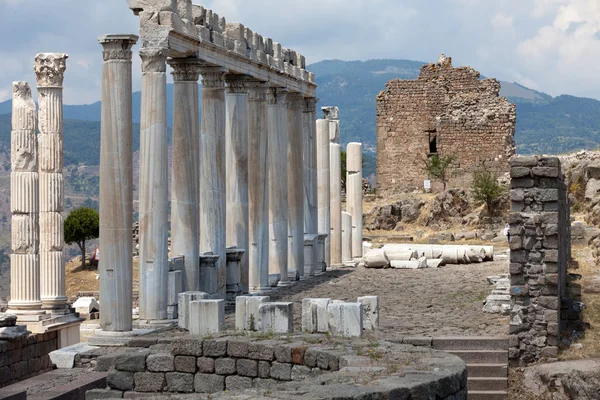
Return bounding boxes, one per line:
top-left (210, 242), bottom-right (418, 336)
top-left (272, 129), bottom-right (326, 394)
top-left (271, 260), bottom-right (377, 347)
top-left (376, 55), bottom-right (516, 194)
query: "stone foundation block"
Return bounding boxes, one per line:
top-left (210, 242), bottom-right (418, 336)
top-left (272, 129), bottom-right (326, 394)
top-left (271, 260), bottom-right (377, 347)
top-left (291, 365), bottom-right (312, 381)
top-left (189, 299), bottom-right (224, 336)
top-left (146, 353), bottom-right (174, 372)
top-left (225, 375), bottom-right (253, 391)
top-left (235, 295), bottom-right (270, 331)
top-left (258, 302), bottom-right (293, 333)
top-left (171, 338), bottom-right (203, 357)
top-left (196, 357), bottom-right (215, 373)
top-left (258, 360), bottom-right (271, 378)
top-left (115, 349), bottom-right (151, 372)
top-left (85, 389), bottom-right (124, 399)
top-left (177, 291), bottom-right (209, 330)
top-left (227, 339), bottom-right (249, 358)
top-left (248, 341), bottom-right (276, 361)
top-left (194, 373), bottom-right (224, 393)
top-left (174, 356), bottom-right (196, 373)
top-left (270, 361), bottom-right (292, 381)
top-left (327, 302), bottom-right (363, 338)
top-left (203, 339), bottom-right (227, 357)
top-left (358, 296), bottom-right (379, 330)
top-left (302, 298), bottom-right (331, 333)
top-left (236, 358), bottom-right (258, 377)
top-left (214, 358), bottom-right (236, 375)
top-left (107, 370), bottom-right (134, 391)
top-left (134, 372), bottom-right (166, 392)
top-left (165, 372), bottom-right (194, 393)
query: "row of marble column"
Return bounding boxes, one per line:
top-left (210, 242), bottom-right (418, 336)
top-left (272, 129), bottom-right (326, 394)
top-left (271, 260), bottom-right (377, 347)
top-left (8, 54), bottom-right (71, 318)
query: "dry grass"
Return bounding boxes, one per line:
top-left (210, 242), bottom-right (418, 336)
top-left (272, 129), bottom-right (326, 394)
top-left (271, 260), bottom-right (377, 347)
top-left (65, 256), bottom-right (140, 299)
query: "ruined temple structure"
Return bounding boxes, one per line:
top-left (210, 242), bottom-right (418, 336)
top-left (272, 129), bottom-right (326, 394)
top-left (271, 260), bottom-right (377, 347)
top-left (376, 54), bottom-right (516, 194)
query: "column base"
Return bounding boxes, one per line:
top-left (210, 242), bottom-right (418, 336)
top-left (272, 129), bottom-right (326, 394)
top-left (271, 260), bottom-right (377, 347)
top-left (249, 287), bottom-right (272, 295)
top-left (41, 297), bottom-right (69, 311)
top-left (89, 328), bottom-right (158, 347)
top-left (277, 280), bottom-right (293, 287)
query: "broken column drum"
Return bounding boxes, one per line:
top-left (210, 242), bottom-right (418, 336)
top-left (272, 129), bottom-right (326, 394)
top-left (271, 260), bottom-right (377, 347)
top-left (35, 53), bottom-right (69, 312)
top-left (346, 142), bottom-right (363, 258)
top-left (98, 35), bottom-right (138, 332)
top-left (138, 47), bottom-right (169, 320)
top-left (169, 57), bottom-right (202, 293)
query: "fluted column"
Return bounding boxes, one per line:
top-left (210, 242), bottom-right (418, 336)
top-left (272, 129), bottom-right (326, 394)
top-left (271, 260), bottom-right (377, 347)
top-left (316, 119), bottom-right (330, 268)
top-left (8, 82), bottom-right (42, 314)
top-left (169, 57), bottom-right (201, 293)
top-left (247, 81), bottom-right (270, 293)
top-left (330, 142), bottom-right (342, 265)
top-left (347, 142), bottom-right (363, 257)
top-left (200, 67), bottom-right (227, 298)
top-left (35, 53), bottom-right (68, 311)
top-left (138, 47), bottom-right (169, 320)
top-left (287, 93), bottom-right (304, 279)
top-left (267, 88), bottom-right (290, 286)
top-left (225, 75), bottom-right (249, 297)
top-left (98, 35), bottom-right (137, 331)
top-left (303, 98), bottom-right (318, 236)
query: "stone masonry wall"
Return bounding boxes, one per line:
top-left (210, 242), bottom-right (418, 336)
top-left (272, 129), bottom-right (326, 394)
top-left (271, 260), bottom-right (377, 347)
top-left (508, 156), bottom-right (568, 366)
top-left (376, 56), bottom-right (516, 194)
top-left (0, 331), bottom-right (58, 387)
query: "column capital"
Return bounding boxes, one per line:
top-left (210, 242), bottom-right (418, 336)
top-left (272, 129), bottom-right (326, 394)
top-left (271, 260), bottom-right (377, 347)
top-left (266, 87), bottom-right (289, 106)
top-left (225, 75), bottom-right (249, 94)
top-left (200, 67), bottom-right (227, 89)
top-left (168, 57), bottom-right (202, 82)
top-left (286, 92), bottom-right (304, 110)
top-left (322, 106), bottom-right (339, 121)
top-left (98, 34), bottom-right (138, 62)
top-left (34, 53), bottom-right (68, 88)
top-left (302, 97), bottom-right (318, 113)
top-left (247, 81), bottom-right (269, 101)
top-left (139, 47), bottom-right (169, 73)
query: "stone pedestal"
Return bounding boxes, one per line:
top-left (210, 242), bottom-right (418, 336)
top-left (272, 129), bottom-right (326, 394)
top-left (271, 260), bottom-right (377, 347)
top-left (225, 76), bottom-right (250, 294)
top-left (316, 119), bottom-right (330, 268)
top-left (347, 143), bottom-right (363, 258)
top-left (317, 234), bottom-right (328, 274)
top-left (199, 252), bottom-right (220, 296)
top-left (267, 88), bottom-right (290, 286)
top-left (303, 234), bottom-right (319, 278)
top-left (247, 82), bottom-right (270, 293)
top-left (138, 47), bottom-right (169, 321)
top-left (35, 53), bottom-right (69, 311)
top-left (258, 302), bottom-right (293, 333)
top-left (235, 295), bottom-right (270, 331)
top-left (169, 58), bottom-right (201, 292)
top-left (302, 98), bottom-right (318, 236)
top-left (189, 300), bottom-right (224, 336)
top-left (329, 143), bottom-right (342, 265)
top-left (97, 35), bottom-right (138, 332)
top-left (287, 93), bottom-right (304, 280)
top-left (225, 247), bottom-right (245, 302)
top-left (342, 212), bottom-right (353, 263)
top-left (200, 67), bottom-right (228, 298)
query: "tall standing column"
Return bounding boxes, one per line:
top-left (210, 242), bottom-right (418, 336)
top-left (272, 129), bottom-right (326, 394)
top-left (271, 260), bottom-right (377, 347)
top-left (302, 98), bottom-right (318, 235)
top-left (347, 142), bottom-right (363, 258)
top-left (35, 53), bottom-right (68, 312)
top-left (8, 82), bottom-right (43, 315)
top-left (330, 142), bottom-right (342, 265)
top-left (200, 67), bottom-right (228, 297)
top-left (287, 93), bottom-right (304, 279)
top-left (248, 81), bottom-right (270, 293)
top-left (98, 35), bottom-right (137, 332)
top-left (138, 47), bottom-right (169, 320)
top-left (169, 57), bottom-right (201, 292)
top-left (267, 88), bottom-right (290, 285)
top-left (316, 119), bottom-right (330, 268)
top-left (225, 75), bottom-right (249, 297)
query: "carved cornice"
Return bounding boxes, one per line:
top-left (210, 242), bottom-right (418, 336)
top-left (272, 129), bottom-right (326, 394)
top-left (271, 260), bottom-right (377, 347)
top-left (168, 58), bottom-right (202, 82)
top-left (286, 93), bottom-right (304, 110)
top-left (34, 53), bottom-right (68, 87)
top-left (139, 47), bottom-right (169, 73)
top-left (302, 97), bottom-right (318, 113)
top-left (225, 75), bottom-right (249, 94)
top-left (266, 87), bottom-right (289, 106)
top-left (200, 67), bottom-right (227, 89)
top-left (98, 34), bottom-right (138, 62)
top-left (247, 81), bottom-right (269, 101)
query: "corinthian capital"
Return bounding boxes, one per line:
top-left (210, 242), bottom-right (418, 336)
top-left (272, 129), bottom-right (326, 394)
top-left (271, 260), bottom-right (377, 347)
top-left (139, 47), bottom-right (169, 73)
top-left (302, 97), bottom-right (318, 113)
top-left (200, 67), bottom-right (227, 89)
top-left (225, 75), bottom-right (249, 94)
top-left (247, 81), bottom-right (269, 101)
top-left (98, 34), bottom-right (138, 62)
top-left (34, 53), bottom-right (68, 87)
top-left (266, 87), bottom-right (288, 106)
top-left (168, 57), bottom-right (202, 82)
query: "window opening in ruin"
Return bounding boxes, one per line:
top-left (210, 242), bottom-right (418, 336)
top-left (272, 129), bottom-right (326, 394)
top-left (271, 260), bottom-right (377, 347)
top-left (429, 133), bottom-right (438, 155)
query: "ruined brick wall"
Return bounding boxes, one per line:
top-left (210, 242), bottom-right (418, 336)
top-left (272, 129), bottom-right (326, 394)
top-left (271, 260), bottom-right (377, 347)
top-left (376, 56), bottom-right (516, 194)
top-left (0, 331), bottom-right (58, 387)
top-left (508, 156), bottom-right (568, 366)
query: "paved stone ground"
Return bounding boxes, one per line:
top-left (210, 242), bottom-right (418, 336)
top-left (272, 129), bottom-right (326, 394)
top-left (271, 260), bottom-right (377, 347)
top-left (224, 252), bottom-right (510, 338)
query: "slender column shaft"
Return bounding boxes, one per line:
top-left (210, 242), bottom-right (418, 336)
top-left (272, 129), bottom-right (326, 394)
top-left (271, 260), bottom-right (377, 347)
top-left (248, 82), bottom-right (270, 292)
top-left (35, 53), bottom-right (68, 311)
top-left (342, 211), bottom-right (353, 262)
top-left (138, 48), bottom-right (169, 320)
top-left (200, 67), bottom-right (227, 297)
top-left (330, 142), bottom-right (342, 264)
top-left (8, 82), bottom-right (42, 313)
top-left (267, 88), bottom-right (289, 285)
top-left (303, 98), bottom-right (318, 236)
top-left (287, 93), bottom-right (304, 279)
top-left (225, 75), bottom-right (249, 297)
top-left (316, 119), bottom-right (330, 268)
top-left (347, 142), bottom-right (363, 257)
top-left (169, 58), bottom-right (201, 292)
top-left (98, 35), bottom-right (137, 331)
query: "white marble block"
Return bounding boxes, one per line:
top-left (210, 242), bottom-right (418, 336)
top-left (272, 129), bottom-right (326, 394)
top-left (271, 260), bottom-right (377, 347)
top-left (178, 291), bottom-right (209, 330)
top-left (327, 302), bottom-right (363, 338)
top-left (235, 295), bottom-right (270, 331)
top-left (168, 270), bottom-right (183, 307)
top-left (303, 234), bottom-right (318, 278)
top-left (358, 296), bottom-right (379, 330)
top-left (258, 302), bottom-right (293, 333)
top-left (72, 297), bottom-right (100, 316)
top-left (302, 298), bottom-right (331, 333)
top-left (189, 299), bottom-right (224, 336)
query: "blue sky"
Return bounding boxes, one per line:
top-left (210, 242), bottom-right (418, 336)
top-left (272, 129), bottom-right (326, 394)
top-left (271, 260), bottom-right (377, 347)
top-left (1, 0), bottom-right (599, 104)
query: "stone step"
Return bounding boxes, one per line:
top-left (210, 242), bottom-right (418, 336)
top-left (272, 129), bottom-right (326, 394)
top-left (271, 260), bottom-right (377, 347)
top-left (432, 336), bottom-right (509, 351)
top-left (468, 390), bottom-right (508, 400)
top-left (468, 377), bottom-right (508, 391)
top-left (446, 350), bottom-right (508, 364)
top-left (467, 363), bottom-right (508, 378)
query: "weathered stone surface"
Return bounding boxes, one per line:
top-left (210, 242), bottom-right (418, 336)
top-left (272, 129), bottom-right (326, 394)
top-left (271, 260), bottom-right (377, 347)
top-left (174, 356), bottom-right (196, 373)
top-left (0, 314), bottom-right (17, 328)
top-left (194, 373), bottom-right (224, 393)
top-left (236, 359), bottom-right (258, 377)
top-left (197, 357), bottom-right (215, 373)
top-left (165, 372), bottom-right (194, 393)
top-left (270, 361), bottom-right (292, 381)
top-left (146, 353), bottom-right (174, 372)
top-left (115, 349), bottom-right (151, 372)
top-left (214, 358), bottom-right (236, 375)
top-left (134, 372), bottom-right (166, 392)
top-left (203, 339), bottom-right (228, 357)
top-left (225, 375), bottom-right (253, 391)
top-left (171, 338), bottom-right (203, 357)
top-left (107, 371), bottom-right (134, 391)
top-left (523, 358), bottom-right (600, 400)
top-left (258, 302), bottom-right (293, 333)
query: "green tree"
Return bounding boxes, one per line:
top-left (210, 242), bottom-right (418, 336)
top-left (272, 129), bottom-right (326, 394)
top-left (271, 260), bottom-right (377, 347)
top-left (64, 207), bottom-right (99, 269)
top-left (423, 154), bottom-right (457, 191)
top-left (471, 170), bottom-right (506, 216)
top-left (341, 150), bottom-right (366, 192)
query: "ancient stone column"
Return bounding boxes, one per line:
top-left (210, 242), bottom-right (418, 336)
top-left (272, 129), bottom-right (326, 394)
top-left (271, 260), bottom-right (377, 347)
top-left (267, 88), bottom-right (290, 286)
top-left (287, 93), bottom-right (304, 279)
top-left (200, 67), bottom-right (227, 297)
top-left (316, 119), bottom-right (330, 268)
top-left (138, 47), bottom-right (169, 320)
top-left (8, 82), bottom-right (43, 315)
top-left (169, 57), bottom-right (201, 293)
top-left (302, 98), bottom-right (318, 235)
top-left (330, 142), bottom-right (342, 265)
top-left (347, 142), bottom-right (363, 258)
top-left (98, 35), bottom-right (137, 332)
top-left (225, 75), bottom-right (249, 295)
top-left (342, 212), bottom-right (353, 262)
top-left (35, 53), bottom-right (68, 312)
top-left (247, 81), bottom-right (270, 293)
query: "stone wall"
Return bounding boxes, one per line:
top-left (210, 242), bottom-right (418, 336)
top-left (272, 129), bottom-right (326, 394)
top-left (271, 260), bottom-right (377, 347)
top-left (508, 156), bottom-right (569, 366)
top-left (376, 56), bottom-right (515, 194)
top-left (0, 331), bottom-right (58, 388)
